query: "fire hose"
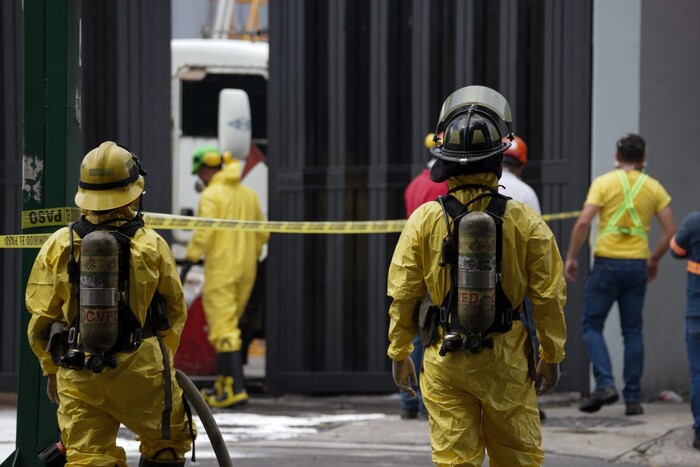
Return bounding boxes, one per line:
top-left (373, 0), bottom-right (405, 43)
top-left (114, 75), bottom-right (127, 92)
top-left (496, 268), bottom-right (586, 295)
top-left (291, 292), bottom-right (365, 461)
top-left (175, 369), bottom-right (233, 467)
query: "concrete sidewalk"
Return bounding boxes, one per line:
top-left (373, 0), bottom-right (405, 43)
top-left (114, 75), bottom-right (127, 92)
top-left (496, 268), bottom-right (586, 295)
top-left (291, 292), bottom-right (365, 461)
top-left (540, 396), bottom-right (698, 466)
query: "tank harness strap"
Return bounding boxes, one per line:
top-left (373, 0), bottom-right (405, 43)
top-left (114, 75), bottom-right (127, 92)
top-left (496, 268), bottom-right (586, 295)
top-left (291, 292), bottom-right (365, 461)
top-left (180, 393), bottom-right (197, 462)
top-left (72, 213), bottom-right (145, 238)
top-left (69, 216), bottom-right (149, 348)
top-left (483, 195), bottom-right (520, 334)
top-left (596, 170), bottom-right (649, 240)
top-left (147, 297), bottom-right (173, 440)
top-left (67, 223), bottom-right (80, 346)
top-left (435, 191), bottom-right (520, 336)
top-left (436, 193), bottom-right (484, 330)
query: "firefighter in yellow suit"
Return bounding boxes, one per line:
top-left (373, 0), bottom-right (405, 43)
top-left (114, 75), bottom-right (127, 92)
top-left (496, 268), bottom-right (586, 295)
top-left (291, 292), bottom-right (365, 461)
top-left (184, 146), bottom-right (269, 408)
top-left (387, 87), bottom-right (567, 466)
top-left (26, 142), bottom-right (195, 466)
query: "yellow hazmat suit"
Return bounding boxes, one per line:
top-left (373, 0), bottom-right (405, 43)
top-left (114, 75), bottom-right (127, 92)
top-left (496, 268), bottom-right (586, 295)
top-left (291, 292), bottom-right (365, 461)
top-left (387, 173), bottom-right (567, 466)
top-left (186, 161), bottom-right (269, 352)
top-left (26, 206), bottom-right (195, 466)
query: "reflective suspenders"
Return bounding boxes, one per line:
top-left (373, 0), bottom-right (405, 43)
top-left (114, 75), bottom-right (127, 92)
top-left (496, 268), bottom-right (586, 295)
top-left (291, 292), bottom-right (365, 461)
top-left (596, 170), bottom-right (649, 241)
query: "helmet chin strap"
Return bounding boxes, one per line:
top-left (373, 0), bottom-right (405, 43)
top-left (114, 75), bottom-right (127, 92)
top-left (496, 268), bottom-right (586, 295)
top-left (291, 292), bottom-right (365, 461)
top-left (432, 142), bottom-right (511, 165)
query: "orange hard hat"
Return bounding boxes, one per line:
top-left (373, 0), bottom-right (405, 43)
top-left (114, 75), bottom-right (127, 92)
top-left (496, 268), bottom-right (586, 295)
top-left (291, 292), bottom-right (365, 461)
top-left (502, 135), bottom-right (528, 165)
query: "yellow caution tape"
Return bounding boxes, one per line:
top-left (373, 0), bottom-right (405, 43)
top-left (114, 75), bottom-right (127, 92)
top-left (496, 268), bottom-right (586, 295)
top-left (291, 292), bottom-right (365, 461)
top-left (0, 234), bottom-right (52, 249)
top-left (542, 210), bottom-right (581, 221)
top-left (21, 208), bottom-right (81, 229)
top-left (5, 207), bottom-right (581, 249)
top-left (144, 212), bottom-right (408, 234)
top-left (20, 208), bottom-right (407, 234)
top-left (145, 211), bottom-right (581, 232)
top-left (22, 207), bottom-right (582, 230)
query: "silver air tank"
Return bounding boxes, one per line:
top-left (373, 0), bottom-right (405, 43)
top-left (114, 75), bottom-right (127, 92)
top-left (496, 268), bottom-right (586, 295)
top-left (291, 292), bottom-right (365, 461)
top-left (79, 231), bottom-right (119, 354)
top-left (457, 211), bottom-right (496, 336)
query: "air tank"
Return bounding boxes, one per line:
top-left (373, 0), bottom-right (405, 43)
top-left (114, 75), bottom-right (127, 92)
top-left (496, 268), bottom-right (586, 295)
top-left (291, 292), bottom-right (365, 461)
top-left (79, 230), bottom-right (119, 354)
top-left (456, 211), bottom-right (496, 335)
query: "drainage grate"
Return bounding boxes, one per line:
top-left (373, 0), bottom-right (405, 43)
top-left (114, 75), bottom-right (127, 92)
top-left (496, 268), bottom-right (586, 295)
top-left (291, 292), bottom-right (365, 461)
top-left (543, 416), bottom-right (644, 429)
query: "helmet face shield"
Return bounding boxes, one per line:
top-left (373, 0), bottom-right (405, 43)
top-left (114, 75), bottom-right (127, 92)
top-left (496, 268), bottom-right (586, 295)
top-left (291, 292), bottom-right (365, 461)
top-left (436, 85), bottom-right (513, 136)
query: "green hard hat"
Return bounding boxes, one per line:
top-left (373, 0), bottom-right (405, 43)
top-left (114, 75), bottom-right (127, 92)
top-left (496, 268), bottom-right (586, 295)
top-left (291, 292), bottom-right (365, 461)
top-left (191, 146), bottom-right (222, 175)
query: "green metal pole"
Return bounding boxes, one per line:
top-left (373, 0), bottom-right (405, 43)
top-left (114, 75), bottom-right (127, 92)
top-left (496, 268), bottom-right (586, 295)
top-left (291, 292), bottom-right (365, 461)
top-left (2, 1), bottom-right (80, 465)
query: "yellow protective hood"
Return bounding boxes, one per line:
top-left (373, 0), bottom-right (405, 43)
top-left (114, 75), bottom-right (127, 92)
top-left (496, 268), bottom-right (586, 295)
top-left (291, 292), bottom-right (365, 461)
top-left (210, 159), bottom-right (242, 186)
top-left (82, 204), bottom-right (139, 226)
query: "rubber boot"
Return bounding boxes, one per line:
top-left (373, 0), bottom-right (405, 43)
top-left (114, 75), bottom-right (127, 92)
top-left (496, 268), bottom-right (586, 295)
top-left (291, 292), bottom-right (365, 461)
top-left (37, 439), bottom-right (66, 467)
top-left (139, 448), bottom-right (185, 466)
top-left (200, 353), bottom-right (229, 400)
top-left (231, 349), bottom-right (248, 398)
top-left (201, 375), bottom-right (224, 400)
top-left (207, 351), bottom-right (248, 408)
top-left (138, 457), bottom-right (185, 466)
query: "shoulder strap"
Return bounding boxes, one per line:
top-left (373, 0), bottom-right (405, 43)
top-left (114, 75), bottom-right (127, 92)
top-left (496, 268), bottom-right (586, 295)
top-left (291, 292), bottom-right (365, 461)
top-left (71, 217), bottom-right (94, 239)
top-left (66, 214), bottom-right (144, 348)
top-left (438, 192), bottom-right (504, 220)
top-left (72, 214), bottom-right (144, 239)
top-left (485, 195), bottom-right (508, 280)
top-left (596, 170), bottom-right (649, 240)
top-left (435, 190), bottom-right (517, 336)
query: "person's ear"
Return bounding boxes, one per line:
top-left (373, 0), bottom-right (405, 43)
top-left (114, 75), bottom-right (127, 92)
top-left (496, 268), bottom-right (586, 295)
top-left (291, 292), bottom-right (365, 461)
top-left (614, 152), bottom-right (622, 167)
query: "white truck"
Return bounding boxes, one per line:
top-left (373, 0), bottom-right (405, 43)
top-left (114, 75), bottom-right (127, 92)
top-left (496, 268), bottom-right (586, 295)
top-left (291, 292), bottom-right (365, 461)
top-left (170, 38), bottom-right (269, 252)
top-left (170, 38), bottom-right (270, 376)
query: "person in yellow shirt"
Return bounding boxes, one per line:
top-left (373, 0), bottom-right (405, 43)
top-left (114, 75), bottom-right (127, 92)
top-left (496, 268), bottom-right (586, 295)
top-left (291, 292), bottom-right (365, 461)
top-left (565, 133), bottom-right (676, 416)
top-left (388, 86), bottom-right (567, 466)
top-left (182, 146), bottom-right (269, 408)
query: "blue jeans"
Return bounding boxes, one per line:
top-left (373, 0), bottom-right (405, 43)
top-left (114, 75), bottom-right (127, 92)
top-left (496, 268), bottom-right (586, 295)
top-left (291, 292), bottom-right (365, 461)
top-left (400, 334), bottom-right (426, 413)
top-left (581, 257), bottom-right (647, 403)
top-left (687, 317), bottom-right (700, 436)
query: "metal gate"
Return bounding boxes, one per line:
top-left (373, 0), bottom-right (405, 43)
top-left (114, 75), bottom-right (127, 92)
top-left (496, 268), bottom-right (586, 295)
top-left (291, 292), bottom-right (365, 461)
top-left (266, 0), bottom-right (592, 394)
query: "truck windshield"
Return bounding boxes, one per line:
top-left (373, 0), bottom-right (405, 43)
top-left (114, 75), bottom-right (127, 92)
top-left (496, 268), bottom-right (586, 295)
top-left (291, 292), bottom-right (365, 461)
top-left (181, 73), bottom-right (267, 143)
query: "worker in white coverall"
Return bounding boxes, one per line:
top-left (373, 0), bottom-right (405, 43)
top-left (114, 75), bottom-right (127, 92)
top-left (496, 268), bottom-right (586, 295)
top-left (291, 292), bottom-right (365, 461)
top-left (183, 146), bottom-right (269, 408)
top-left (26, 142), bottom-right (195, 466)
top-left (387, 86), bottom-right (567, 466)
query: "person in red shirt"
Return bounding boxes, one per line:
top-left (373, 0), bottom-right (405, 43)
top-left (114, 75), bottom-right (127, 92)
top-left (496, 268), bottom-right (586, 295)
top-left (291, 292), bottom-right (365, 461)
top-left (404, 133), bottom-right (449, 217)
top-left (398, 133), bottom-right (449, 419)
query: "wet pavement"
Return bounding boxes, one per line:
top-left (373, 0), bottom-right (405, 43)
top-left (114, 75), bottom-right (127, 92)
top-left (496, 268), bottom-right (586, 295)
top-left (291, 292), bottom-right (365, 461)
top-left (2, 390), bottom-right (700, 466)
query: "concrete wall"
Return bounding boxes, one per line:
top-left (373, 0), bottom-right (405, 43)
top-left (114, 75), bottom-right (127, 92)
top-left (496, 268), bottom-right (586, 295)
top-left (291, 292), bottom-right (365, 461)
top-left (591, 0), bottom-right (642, 397)
top-left (592, 0), bottom-right (698, 399)
top-left (639, 0), bottom-right (700, 397)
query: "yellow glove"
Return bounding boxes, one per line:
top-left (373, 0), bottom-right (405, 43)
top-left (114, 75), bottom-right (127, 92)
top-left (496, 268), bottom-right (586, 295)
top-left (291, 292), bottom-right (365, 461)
top-left (47, 374), bottom-right (60, 404)
top-left (392, 357), bottom-right (417, 399)
top-left (535, 361), bottom-right (560, 395)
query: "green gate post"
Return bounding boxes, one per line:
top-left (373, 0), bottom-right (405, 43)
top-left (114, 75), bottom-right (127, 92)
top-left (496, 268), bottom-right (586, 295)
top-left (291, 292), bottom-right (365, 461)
top-left (2, 0), bottom-right (80, 465)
